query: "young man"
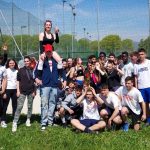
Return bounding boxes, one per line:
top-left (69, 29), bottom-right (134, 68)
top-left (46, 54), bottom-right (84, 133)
top-left (120, 51), bottom-right (134, 86)
top-left (12, 56), bottom-right (36, 132)
top-left (115, 76), bottom-right (146, 131)
top-left (99, 84), bottom-right (122, 128)
top-left (106, 61), bottom-right (122, 91)
top-left (71, 87), bottom-right (106, 133)
top-left (35, 44), bottom-right (67, 131)
top-left (59, 85), bottom-right (83, 126)
top-left (134, 48), bottom-right (150, 126)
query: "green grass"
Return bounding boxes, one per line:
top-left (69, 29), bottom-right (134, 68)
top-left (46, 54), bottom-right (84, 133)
top-left (0, 115), bottom-right (150, 150)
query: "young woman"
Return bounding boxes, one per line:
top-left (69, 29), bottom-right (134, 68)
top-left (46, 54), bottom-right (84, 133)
top-left (39, 20), bottom-right (62, 69)
top-left (69, 58), bottom-right (84, 86)
top-left (1, 59), bottom-right (18, 128)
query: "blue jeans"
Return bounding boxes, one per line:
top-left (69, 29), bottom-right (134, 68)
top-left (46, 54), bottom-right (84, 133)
top-left (40, 87), bottom-right (57, 126)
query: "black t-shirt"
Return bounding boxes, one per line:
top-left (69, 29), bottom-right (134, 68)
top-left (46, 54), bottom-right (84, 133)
top-left (107, 69), bottom-right (121, 91)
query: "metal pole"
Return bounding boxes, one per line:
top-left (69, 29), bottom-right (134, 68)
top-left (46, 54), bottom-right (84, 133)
top-left (83, 27), bottom-right (86, 51)
top-left (63, 0), bottom-right (67, 34)
top-left (21, 26), bottom-right (26, 54)
top-left (12, 0), bottom-right (15, 58)
top-left (27, 12), bottom-right (30, 55)
top-left (21, 27), bottom-right (23, 53)
top-left (148, 0), bottom-right (150, 56)
top-left (96, 0), bottom-right (100, 57)
top-left (73, 12), bottom-right (76, 58)
top-left (38, 0), bottom-right (40, 55)
top-left (69, 3), bottom-right (75, 58)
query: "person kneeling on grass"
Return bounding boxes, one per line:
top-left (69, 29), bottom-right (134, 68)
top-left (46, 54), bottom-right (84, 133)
top-left (99, 84), bottom-right (122, 130)
top-left (115, 76), bottom-right (146, 131)
top-left (59, 85), bottom-right (83, 127)
top-left (71, 87), bottom-right (106, 133)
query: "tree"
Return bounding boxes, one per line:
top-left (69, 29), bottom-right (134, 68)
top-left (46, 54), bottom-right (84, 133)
top-left (57, 34), bottom-right (72, 51)
top-left (78, 38), bottom-right (89, 51)
top-left (99, 35), bottom-right (121, 54)
top-left (89, 40), bottom-right (98, 51)
top-left (121, 39), bottom-right (134, 52)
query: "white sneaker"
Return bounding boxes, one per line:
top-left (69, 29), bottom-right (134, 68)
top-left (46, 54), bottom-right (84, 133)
top-left (26, 119), bottom-right (31, 127)
top-left (12, 122), bottom-right (17, 132)
top-left (1, 121), bottom-right (7, 128)
top-left (41, 125), bottom-right (46, 131)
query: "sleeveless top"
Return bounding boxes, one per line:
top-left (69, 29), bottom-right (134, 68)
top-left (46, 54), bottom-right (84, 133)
top-left (42, 32), bottom-right (55, 46)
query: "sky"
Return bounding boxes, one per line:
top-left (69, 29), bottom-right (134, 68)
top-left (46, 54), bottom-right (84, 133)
top-left (2, 0), bottom-right (150, 42)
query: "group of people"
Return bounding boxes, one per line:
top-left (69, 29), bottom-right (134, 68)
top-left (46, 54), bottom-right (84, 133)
top-left (0, 20), bottom-right (150, 134)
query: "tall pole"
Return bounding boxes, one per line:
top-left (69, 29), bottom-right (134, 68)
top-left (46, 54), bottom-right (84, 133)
top-left (148, 0), bottom-right (150, 56)
top-left (38, 0), bottom-right (40, 55)
top-left (83, 27), bottom-right (86, 51)
top-left (27, 12), bottom-right (30, 55)
top-left (21, 26), bottom-right (26, 54)
top-left (12, 0), bottom-right (15, 58)
top-left (12, 0), bottom-right (14, 36)
top-left (62, 0), bottom-right (67, 34)
top-left (69, 3), bottom-right (75, 58)
top-left (96, 0), bottom-right (100, 57)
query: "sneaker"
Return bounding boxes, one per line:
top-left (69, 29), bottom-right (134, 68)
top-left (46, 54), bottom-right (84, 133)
top-left (41, 125), bottom-right (46, 131)
top-left (12, 122), bottom-right (17, 132)
top-left (1, 121), bottom-right (7, 128)
top-left (122, 123), bottom-right (129, 132)
top-left (48, 122), bottom-right (53, 127)
top-left (26, 119), bottom-right (31, 127)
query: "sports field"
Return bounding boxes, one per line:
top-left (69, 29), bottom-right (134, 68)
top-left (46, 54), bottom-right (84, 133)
top-left (0, 115), bottom-right (150, 150)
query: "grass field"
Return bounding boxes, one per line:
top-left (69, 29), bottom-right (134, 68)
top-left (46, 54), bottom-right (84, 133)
top-left (0, 115), bottom-right (150, 150)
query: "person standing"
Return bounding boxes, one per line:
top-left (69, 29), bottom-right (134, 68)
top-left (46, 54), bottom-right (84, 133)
top-left (35, 45), bottom-right (67, 131)
top-left (12, 56), bottom-right (35, 132)
top-left (0, 59), bottom-right (18, 128)
top-left (134, 48), bottom-right (150, 126)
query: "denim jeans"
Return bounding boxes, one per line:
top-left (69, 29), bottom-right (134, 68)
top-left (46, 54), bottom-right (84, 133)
top-left (13, 94), bottom-right (34, 123)
top-left (40, 87), bottom-right (57, 126)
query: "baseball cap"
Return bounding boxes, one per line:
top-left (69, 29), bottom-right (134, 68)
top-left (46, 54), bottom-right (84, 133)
top-left (43, 44), bottom-right (53, 52)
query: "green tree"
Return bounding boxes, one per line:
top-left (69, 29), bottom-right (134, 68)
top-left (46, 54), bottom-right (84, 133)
top-left (99, 35), bottom-right (121, 54)
top-left (78, 38), bottom-right (89, 51)
top-left (121, 39), bottom-right (134, 52)
top-left (89, 40), bottom-right (98, 51)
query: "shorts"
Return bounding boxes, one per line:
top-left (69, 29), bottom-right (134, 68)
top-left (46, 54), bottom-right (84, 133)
top-left (75, 80), bottom-right (84, 86)
top-left (125, 106), bottom-right (142, 125)
top-left (100, 104), bottom-right (121, 116)
top-left (79, 119), bottom-right (100, 127)
top-left (139, 88), bottom-right (150, 103)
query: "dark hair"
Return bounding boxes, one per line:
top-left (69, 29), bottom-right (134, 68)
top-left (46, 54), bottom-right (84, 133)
top-left (122, 51), bottom-right (128, 56)
top-left (100, 84), bottom-right (109, 90)
top-left (109, 53), bottom-right (115, 58)
top-left (125, 76), bottom-right (134, 83)
top-left (138, 48), bottom-right (146, 54)
top-left (99, 52), bottom-right (106, 57)
top-left (75, 85), bottom-right (83, 91)
top-left (6, 59), bottom-right (18, 70)
top-left (24, 56), bottom-right (31, 61)
top-left (130, 51), bottom-right (138, 57)
top-left (44, 20), bottom-right (52, 31)
top-left (107, 60), bottom-right (115, 65)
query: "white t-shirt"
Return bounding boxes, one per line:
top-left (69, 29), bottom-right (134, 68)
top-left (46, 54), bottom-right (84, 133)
top-left (0, 66), bottom-right (6, 89)
top-left (80, 99), bottom-right (100, 120)
top-left (6, 68), bottom-right (18, 89)
top-left (121, 62), bottom-right (134, 86)
top-left (134, 59), bottom-right (150, 89)
top-left (99, 92), bottom-right (122, 110)
top-left (115, 86), bottom-right (144, 115)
